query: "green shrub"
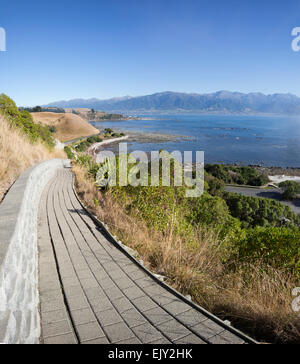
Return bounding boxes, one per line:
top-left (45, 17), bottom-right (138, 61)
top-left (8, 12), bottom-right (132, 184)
top-left (224, 192), bottom-right (300, 228)
top-left (279, 181), bottom-right (300, 201)
top-left (187, 192), bottom-right (242, 242)
top-left (48, 125), bottom-right (57, 133)
top-left (33, 106), bottom-right (42, 112)
top-left (64, 146), bottom-right (75, 160)
top-left (104, 128), bottom-right (113, 134)
top-left (205, 164), bottom-right (269, 186)
top-left (204, 173), bottom-right (225, 196)
top-left (75, 136), bottom-right (103, 152)
top-left (235, 226), bottom-right (300, 274)
top-left (76, 154), bottom-right (99, 179)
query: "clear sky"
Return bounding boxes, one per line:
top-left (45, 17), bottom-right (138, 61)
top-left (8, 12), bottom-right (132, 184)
top-left (1, 0), bottom-right (300, 106)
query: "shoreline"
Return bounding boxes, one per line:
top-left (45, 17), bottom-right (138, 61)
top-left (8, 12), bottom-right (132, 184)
top-left (88, 135), bottom-right (129, 156)
top-left (94, 127), bottom-right (195, 144)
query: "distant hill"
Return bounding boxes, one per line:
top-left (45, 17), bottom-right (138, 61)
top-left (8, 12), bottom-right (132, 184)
top-left (44, 91), bottom-right (300, 115)
top-left (64, 108), bottom-right (139, 121)
top-left (31, 112), bottom-right (99, 142)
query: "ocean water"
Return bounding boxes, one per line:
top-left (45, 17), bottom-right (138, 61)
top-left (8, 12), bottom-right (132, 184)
top-left (94, 114), bottom-right (300, 167)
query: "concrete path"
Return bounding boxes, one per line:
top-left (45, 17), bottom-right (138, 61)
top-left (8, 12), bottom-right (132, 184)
top-left (38, 168), bottom-right (254, 344)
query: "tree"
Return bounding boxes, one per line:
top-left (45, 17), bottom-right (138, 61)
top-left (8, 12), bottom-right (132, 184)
top-left (204, 164), bottom-right (269, 186)
top-left (0, 93), bottom-right (19, 118)
top-left (224, 191), bottom-right (300, 228)
top-left (104, 128), bottom-right (113, 134)
top-left (204, 173), bottom-right (225, 196)
top-left (279, 181), bottom-right (300, 201)
top-left (47, 125), bottom-right (57, 133)
top-left (33, 106), bottom-right (42, 112)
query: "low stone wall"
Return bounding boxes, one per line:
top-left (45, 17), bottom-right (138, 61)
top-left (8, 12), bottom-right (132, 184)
top-left (0, 159), bottom-right (66, 344)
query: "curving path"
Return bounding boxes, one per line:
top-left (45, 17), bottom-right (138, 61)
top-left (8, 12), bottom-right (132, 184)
top-left (38, 167), bottom-right (255, 344)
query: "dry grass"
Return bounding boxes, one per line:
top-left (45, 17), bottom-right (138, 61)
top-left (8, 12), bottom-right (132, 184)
top-left (31, 112), bottom-right (99, 142)
top-left (73, 164), bottom-right (300, 344)
top-left (0, 115), bottom-right (65, 201)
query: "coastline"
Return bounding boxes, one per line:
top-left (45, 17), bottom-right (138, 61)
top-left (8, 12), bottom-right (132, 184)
top-left (93, 126), bottom-right (194, 144)
top-left (91, 116), bottom-right (300, 170)
top-left (87, 135), bottom-right (129, 156)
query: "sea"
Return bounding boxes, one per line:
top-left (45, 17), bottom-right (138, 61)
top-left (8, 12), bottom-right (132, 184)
top-left (93, 114), bottom-right (300, 168)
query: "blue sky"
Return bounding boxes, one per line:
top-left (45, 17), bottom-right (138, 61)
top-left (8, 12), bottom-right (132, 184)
top-left (1, 0), bottom-right (300, 106)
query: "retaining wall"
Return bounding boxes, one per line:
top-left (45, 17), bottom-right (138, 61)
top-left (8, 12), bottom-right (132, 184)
top-left (0, 159), bottom-right (66, 344)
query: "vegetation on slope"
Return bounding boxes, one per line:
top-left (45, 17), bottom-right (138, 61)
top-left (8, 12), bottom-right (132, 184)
top-left (31, 111), bottom-right (99, 142)
top-left (72, 152), bottom-right (300, 343)
top-left (20, 106), bottom-right (66, 113)
top-left (224, 192), bottom-right (300, 228)
top-left (279, 181), bottom-right (300, 201)
top-left (205, 163), bottom-right (270, 186)
top-left (0, 94), bottom-right (65, 201)
top-left (0, 94), bottom-right (56, 149)
top-left (64, 108), bottom-right (135, 121)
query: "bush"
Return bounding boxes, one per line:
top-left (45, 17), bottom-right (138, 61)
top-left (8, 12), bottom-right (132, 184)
top-left (33, 106), bottom-right (42, 112)
top-left (279, 181), bottom-right (300, 201)
top-left (235, 226), bottom-right (300, 274)
top-left (76, 154), bottom-right (99, 179)
top-left (224, 192), bottom-right (300, 228)
top-left (187, 192), bottom-right (242, 242)
top-left (205, 164), bottom-right (269, 186)
top-left (64, 146), bottom-right (75, 160)
top-left (48, 125), bottom-right (57, 133)
top-left (74, 135), bottom-right (103, 152)
top-left (204, 173), bottom-right (225, 196)
top-left (117, 184), bottom-right (189, 234)
top-left (87, 136), bottom-right (103, 144)
top-left (104, 128), bottom-right (113, 134)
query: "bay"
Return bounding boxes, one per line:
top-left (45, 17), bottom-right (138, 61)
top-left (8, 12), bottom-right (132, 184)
top-left (94, 114), bottom-right (300, 167)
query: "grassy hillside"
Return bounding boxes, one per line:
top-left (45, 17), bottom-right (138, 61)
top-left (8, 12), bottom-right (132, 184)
top-left (0, 94), bottom-right (65, 201)
top-left (72, 153), bottom-right (300, 344)
top-left (31, 112), bottom-right (99, 142)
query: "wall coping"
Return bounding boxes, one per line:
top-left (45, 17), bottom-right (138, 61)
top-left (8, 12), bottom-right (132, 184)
top-left (0, 159), bottom-right (66, 344)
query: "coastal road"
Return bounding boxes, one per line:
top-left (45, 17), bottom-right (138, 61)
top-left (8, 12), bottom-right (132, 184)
top-left (225, 186), bottom-right (300, 215)
top-left (38, 168), bottom-right (255, 344)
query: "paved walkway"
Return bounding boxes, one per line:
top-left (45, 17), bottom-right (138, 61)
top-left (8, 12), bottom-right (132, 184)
top-left (38, 168), bottom-right (253, 344)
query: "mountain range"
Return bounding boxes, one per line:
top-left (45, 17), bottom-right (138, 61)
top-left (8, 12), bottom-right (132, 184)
top-left (44, 91), bottom-right (300, 115)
